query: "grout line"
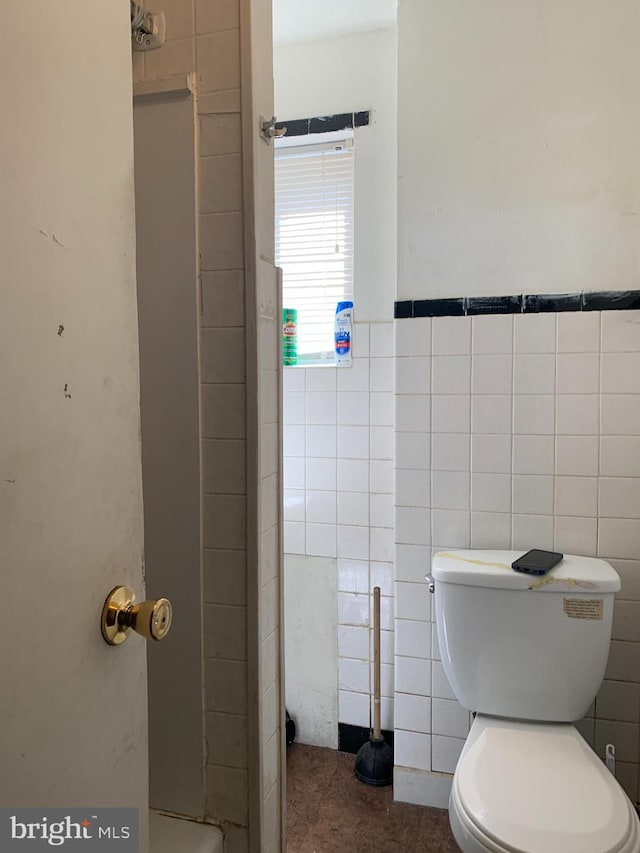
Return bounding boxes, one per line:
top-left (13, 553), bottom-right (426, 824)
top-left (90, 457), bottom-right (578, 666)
top-left (596, 311), bottom-right (603, 559)
top-left (510, 316), bottom-right (516, 548)
top-left (205, 708), bottom-right (248, 719)
top-left (204, 760), bottom-right (249, 772)
top-left (199, 209), bottom-right (243, 216)
top-left (201, 323), bottom-right (245, 329)
top-left (200, 151), bottom-right (242, 161)
top-left (194, 26), bottom-right (240, 39)
top-left (429, 318), bottom-right (435, 770)
top-left (552, 314), bottom-right (558, 551)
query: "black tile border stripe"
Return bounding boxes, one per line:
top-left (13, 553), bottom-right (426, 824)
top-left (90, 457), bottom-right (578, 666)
top-left (582, 290), bottom-right (640, 312)
top-left (414, 297), bottom-right (464, 317)
top-left (522, 293), bottom-right (581, 313)
top-left (338, 722), bottom-right (394, 756)
top-left (467, 295), bottom-right (523, 315)
top-left (275, 110), bottom-right (370, 138)
top-left (394, 290), bottom-right (640, 319)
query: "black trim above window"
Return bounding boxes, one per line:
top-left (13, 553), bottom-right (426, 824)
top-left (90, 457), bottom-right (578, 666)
top-left (277, 117), bottom-right (309, 137)
top-left (395, 290), bottom-right (640, 319)
top-left (309, 113), bottom-right (353, 134)
top-left (275, 110), bottom-right (370, 138)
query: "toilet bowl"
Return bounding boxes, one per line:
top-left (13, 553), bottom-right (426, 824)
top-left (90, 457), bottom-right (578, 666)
top-left (449, 715), bottom-right (640, 853)
top-left (431, 550), bottom-right (640, 853)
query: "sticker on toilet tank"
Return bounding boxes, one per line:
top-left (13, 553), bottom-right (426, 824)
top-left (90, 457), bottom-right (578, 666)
top-left (563, 598), bottom-right (603, 620)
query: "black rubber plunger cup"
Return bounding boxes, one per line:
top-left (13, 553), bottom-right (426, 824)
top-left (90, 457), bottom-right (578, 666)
top-left (355, 586), bottom-right (393, 786)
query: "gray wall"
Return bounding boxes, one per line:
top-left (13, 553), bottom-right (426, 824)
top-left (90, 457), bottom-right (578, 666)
top-left (134, 85), bottom-right (203, 818)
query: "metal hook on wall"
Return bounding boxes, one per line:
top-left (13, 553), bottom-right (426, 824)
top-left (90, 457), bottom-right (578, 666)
top-left (260, 116), bottom-right (287, 144)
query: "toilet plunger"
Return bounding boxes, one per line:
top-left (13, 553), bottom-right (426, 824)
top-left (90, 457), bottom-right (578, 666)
top-left (354, 586), bottom-right (394, 786)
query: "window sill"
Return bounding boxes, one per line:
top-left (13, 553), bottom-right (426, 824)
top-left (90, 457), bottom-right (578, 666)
top-left (284, 362), bottom-right (336, 369)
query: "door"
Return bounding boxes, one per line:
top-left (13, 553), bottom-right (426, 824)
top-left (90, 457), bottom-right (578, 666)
top-left (0, 1), bottom-right (148, 847)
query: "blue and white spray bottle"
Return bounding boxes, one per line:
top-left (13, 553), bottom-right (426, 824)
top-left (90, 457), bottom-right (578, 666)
top-left (334, 300), bottom-right (353, 366)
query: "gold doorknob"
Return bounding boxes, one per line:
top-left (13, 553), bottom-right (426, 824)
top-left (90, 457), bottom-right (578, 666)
top-left (101, 585), bottom-right (173, 645)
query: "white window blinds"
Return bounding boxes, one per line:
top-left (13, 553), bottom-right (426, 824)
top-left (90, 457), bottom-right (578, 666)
top-left (275, 138), bottom-right (354, 363)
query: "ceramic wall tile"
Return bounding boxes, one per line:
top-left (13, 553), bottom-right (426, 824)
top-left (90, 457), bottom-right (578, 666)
top-left (471, 315), bottom-right (513, 355)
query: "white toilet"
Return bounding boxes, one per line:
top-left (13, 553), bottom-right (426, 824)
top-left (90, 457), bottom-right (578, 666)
top-left (431, 549), bottom-right (640, 853)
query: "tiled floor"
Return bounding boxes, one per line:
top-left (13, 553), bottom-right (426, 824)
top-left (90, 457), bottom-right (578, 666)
top-left (287, 744), bottom-right (459, 852)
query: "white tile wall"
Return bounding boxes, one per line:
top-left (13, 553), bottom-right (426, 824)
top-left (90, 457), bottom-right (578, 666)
top-left (472, 314), bottom-right (513, 355)
top-left (395, 693), bottom-right (431, 733)
top-left (285, 308), bottom-right (640, 802)
top-left (431, 735), bottom-right (465, 774)
top-left (283, 322), bottom-right (395, 728)
top-left (394, 309), bottom-right (640, 805)
top-left (394, 730), bottom-right (431, 771)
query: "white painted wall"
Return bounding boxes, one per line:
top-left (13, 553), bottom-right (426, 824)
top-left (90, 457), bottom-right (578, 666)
top-left (275, 27), bottom-right (398, 323)
top-left (273, 0), bottom-right (397, 46)
top-left (284, 555), bottom-right (338, 748)
top-left (398, 0), bottom-right (640, 300)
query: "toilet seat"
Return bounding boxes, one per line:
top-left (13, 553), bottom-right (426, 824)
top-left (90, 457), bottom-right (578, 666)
top-left (450, 716), bottom-right (640, 853)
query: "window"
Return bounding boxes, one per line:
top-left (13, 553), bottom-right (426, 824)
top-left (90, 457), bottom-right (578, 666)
top-left (275, 136), bottom-right (354, 365)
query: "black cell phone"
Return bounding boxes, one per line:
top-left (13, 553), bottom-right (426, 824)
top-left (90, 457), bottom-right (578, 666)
top-left (511, 549), bottom-right (564, 576)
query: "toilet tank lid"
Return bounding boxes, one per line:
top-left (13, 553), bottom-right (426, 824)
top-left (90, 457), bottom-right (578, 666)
top-left (432, 550), bottom-right (621, 593)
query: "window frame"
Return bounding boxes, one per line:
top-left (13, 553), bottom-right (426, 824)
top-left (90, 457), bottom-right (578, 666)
top-left (275, 130), bottom-right (355, 367)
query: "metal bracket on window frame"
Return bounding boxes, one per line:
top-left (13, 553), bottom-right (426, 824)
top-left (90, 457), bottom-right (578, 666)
top-left (260, 116), bottom-right (287, 145)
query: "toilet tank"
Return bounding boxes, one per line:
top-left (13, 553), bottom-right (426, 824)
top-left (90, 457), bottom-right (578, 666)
top-left (432, 550), bottom-right (620, 722)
